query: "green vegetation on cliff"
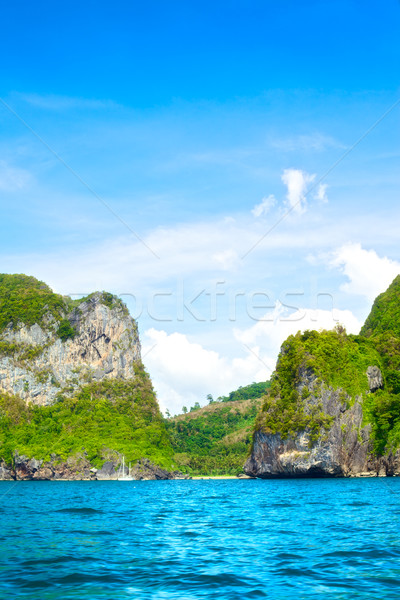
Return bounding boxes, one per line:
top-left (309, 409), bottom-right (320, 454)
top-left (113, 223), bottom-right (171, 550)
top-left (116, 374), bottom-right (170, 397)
top-left (0, 274), bottom-right (171, 472)
top-left (363, 389), bottom-right (400, 455)
top-left (256, 275), bottom-right (400, 457)
top-left (354, 276), bottom-right (400, 453)
top-left (0, 362), bottom-right (174, 469)
top-left (360, 275), bottom-right (400, 338)
top-left (166, 392), bottom-right (264, 475)
top-left (0, 274), bottom-right (129, 341)
top-left (257, 327), bottom-right (382, 442)
top-left (0, 274), bottom-right (68, 334)
top-left (216, 381), bottom-right (269, 403)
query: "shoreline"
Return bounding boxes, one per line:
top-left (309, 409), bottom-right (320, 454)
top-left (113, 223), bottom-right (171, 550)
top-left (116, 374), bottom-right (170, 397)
top-left (190, 475), bottom-right (253, 480)
top-left (2, 472), bottom-right (397, 482)
top-left (0, 475), bottom-right (255, 482)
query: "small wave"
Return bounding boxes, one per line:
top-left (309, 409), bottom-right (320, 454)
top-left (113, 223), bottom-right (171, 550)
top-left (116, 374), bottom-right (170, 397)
top-left (323, 547), bottom-right (399, 559)
top-left (274, 567), bottom-right (316, 578)
top-left (70, 529), bottom-right (113, 536)
top-left (275, 552), bottom-right (303, 560)
top-left (182, 530), bottom-right (199, 538)
top-left (18, 572), bottom-right (129, 589)
top-left (56, 507), bottom-right (103, 514)
top-left (22, 555), bottom-right (93, 567)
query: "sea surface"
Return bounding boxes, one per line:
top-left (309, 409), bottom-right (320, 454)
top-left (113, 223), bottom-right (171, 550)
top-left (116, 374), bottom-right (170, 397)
top-left (0, 478), bottom-right (400, 599)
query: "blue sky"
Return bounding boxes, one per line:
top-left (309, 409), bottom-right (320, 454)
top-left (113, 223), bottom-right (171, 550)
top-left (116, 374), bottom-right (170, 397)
top-left (1, 0), bottom-right (400, 413)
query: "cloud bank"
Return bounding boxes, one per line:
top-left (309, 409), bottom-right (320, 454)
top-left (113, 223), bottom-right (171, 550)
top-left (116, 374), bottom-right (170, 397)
top-left (331, 242), bottom-right (400, 302)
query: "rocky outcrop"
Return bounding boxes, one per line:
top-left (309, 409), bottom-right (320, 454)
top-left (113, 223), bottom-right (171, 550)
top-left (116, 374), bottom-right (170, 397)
top-left (0, 462), bottom-right (13, 480)
top-left (0, 453), bottom-right (186, 481)
top-left (245, 366), bottom-right (400, 478)
top-left (0, 279), bottom-right (177, 481)
top-left (8, 451), bottom-right (98, 481)
top-left (130, 458), bottom-right (174, 480)
top-left (95, 458), bottom-right (189, 481)
top-left (96, 461), bottom-right (120, 480)
top-left (367, 366), bottom-right (383, 392)
top-left (0, 293), bottom-right (141, 405)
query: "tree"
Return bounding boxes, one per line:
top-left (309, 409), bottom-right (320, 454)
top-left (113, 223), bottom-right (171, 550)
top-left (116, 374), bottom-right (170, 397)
top-left (182, 406), bottom-right (188, 414)
top-left (207, 394), bottom-right (214, 404)
top-left (335, 323), bottom-right (347, 336)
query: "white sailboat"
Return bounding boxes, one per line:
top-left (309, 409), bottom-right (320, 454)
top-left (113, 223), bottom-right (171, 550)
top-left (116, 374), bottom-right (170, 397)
top-left (117, 456), bottom-right (134, 481)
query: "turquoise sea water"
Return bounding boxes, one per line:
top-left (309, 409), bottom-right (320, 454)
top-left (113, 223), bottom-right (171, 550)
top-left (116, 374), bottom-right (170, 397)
top-left (1, 478), bottom-right (400, 599)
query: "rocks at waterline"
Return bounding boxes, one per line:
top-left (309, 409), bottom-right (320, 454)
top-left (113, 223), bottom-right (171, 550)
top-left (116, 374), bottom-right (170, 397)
top-left (0, 452), bottom-right (189, 481)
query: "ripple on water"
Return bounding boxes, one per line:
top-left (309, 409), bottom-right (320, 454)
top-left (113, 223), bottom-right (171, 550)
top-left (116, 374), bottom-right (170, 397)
top-left (56, 507), bottom-right (103, 514)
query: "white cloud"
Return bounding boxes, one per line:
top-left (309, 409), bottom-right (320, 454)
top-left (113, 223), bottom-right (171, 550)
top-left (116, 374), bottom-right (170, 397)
top-left (142, 328), bottom-right (268, 415)
top-left (2, 214), bottom-right (399, 321)
top-left (0, 161), bottom-right (31, 192)
top-left (251, 194), bottom-right (276, 218)
top-left (281, 168), bottom-right (315, 214)
top-left (211, 249), bottom-right (240, 270)
top-left (235, 302), bottom-right (361, 354)
top-left (1, 215), bottom-right (333, 297)
top-left (314, 183), bottom-right (328, 203)
top-left (270, 133), bottom-right (345, 152)
top-left (330, 242), bottom-right (400, 302)
top-left (143, 301), bottom-right (362, 415)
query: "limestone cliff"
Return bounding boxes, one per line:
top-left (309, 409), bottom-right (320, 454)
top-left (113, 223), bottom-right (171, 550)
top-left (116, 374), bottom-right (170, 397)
top-left (0, 290), bottom-right (140, 405)
top-left (245, 277), bottom-right (400, 478)
top-left (245, 365), bottom-right (399, 478)
top-left (0, 274), bottom-right (175, 479)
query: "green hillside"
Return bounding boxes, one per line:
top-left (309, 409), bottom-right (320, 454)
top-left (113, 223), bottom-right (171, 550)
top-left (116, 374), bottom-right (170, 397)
top-left (166, 383), bottom-right (269, 475)
top-left (0, 362), bottom-right (174, 469)
top-left (5, 272), bottom-right (400, 476)
top-left (360, 275), bottom-right (400, 338)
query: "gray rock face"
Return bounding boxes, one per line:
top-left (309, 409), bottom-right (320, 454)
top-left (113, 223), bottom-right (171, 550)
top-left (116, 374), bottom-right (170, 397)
top-left (96, 458), bottom-right (176, 480)
top-left (96, 461), bottom-right (118, 480)
top-left (0, 464), bottom-right (13, 480)
top-left (0, 293), bottom-right (141, 405)
top-left (244, 370), bottom-right (397, 478)
top-left (0, 453), bottom-right (185, 481)
top-left (130, 458), bottom-right (174, 480)
top-left (0, 451), bottom-right (100, 481)
top-left (367, 365), bottom-right (383, 392)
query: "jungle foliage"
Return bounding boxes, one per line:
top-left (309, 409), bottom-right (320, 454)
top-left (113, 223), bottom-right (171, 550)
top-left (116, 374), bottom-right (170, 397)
top-left (166, 396), bottom-right (263, 475)
top-left (0, 362), bottom-right (174, 469)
